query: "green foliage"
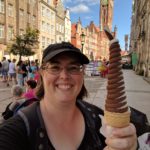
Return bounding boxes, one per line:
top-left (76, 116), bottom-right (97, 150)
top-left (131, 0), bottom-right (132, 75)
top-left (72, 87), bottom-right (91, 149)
top-left (9, 27), bottom-right (39, 60)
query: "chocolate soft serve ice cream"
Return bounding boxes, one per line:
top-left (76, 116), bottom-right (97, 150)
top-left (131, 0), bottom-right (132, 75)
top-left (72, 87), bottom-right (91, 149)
top-left (104, 28), bottom-right (130, 128)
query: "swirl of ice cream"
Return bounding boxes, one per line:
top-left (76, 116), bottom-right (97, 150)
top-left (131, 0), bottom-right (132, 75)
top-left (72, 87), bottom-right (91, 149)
top-left (105, 39), bottom-right (128, 113)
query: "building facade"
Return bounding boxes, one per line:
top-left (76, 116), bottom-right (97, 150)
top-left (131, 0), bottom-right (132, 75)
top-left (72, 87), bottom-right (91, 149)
top-left (0, 0), bottom-right (71, 62)
top-left (130, 0), bottom-right (150, 77)
top-left (55, 0), bottom-right (65, 43)
top-left (0, 0), bottom-right (39, 60)
top-left (71, 0), bottom-right (116, 61)
top-left (38, 0), bottom-right (56, 61)
top-left (64, 8), bottom-right (71, 42)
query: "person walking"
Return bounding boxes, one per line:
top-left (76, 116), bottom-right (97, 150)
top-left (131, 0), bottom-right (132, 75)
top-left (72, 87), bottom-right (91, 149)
top-left (8, 59), bottom-right (17, 85)
top-left (1, 85), bottom-right (25, 120)
top-left (0, 42), bottom-right (137, 150)
top-left (16, 60), bottom-right (24, 86)
top-left (1, 57), bottom-right (9, 86)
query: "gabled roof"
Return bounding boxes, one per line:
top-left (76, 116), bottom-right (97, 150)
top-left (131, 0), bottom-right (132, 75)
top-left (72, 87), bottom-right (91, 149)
top-left (88, 21), bottom-right (100, 33)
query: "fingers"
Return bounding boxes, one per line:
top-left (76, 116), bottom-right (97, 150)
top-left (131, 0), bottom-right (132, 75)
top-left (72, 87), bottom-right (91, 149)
top-left (103, 146), bottom-right (120, 150)
top-left (105, 135), bottom-right (137, 149)
top-left (104, 123), bottom-right (137, 150)
top-left (112, 123), bottom-right (136, 137)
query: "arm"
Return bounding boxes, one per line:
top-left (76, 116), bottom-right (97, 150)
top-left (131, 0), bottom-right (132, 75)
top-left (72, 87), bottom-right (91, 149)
top-left (0, 116), bottom-right (29, 150)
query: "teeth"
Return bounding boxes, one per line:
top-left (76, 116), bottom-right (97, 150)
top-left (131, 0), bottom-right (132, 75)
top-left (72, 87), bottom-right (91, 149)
top-left (57, 84), bottom-right (71, 90)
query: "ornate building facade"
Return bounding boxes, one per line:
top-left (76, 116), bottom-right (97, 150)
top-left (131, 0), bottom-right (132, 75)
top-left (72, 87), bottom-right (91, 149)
top-left (71, 0), bottom-right (116, 61)
top-left (0, 0), bottom-right (71, 62)
top-left (0, 0), bottom-right (38, 60)
top-left (130, 0), bottom-right (150, 77)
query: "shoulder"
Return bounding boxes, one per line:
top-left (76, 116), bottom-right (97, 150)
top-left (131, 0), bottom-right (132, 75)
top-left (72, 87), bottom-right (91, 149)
top-left (0, 115), bottom-right (28, 150)
top-left (0, 115), bottom-right (26, 134)
top-left (77, 100), bottom-right (104, 115)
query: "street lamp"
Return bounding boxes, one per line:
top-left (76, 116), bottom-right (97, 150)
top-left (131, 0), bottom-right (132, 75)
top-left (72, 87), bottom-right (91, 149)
top-left (80, 32), bottom-right (85, 53)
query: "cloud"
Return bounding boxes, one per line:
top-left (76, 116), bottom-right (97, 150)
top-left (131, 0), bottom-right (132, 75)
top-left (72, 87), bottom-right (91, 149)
top-left (69, 4), bottom-right (90, 13)
top-left (62, 0), bottom-right (72, 3)
top-left (84, 16), bottom-right (92, 20)
top-left (63, 0), bottom-right (99, 6)
top-left (75, 0), bottom-right (99, 5)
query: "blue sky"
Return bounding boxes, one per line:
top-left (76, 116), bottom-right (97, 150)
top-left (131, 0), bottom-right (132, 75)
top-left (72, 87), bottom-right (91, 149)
top-left (62, 0), bottom-right (132, 50)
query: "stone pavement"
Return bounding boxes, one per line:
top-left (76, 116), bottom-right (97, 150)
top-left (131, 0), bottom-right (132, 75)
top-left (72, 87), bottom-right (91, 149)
top-left (85, 70), bottom-right (150, 122)
top-left (0, 70), bottom-right (150, 122)
top-left (144, 77), bottom-right (150, 84)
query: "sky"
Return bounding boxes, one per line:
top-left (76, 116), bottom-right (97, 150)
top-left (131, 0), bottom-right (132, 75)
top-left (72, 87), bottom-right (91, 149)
top-left (62, 0), bottom-right (133, 50)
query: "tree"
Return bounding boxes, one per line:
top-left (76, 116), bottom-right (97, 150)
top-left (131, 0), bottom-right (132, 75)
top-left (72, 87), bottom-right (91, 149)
top-left (9, 27), bottom-right (39, 60)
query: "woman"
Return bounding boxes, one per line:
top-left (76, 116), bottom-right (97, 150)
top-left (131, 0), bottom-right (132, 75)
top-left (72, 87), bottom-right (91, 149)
top-left (0, 42), bottom-right (137, 150)
top-left (2, 85), bottom-right (25, 120)
top-left (16, 60), bottom-right (24, 86)
top-left (23, 79), bottom-right (37, 100)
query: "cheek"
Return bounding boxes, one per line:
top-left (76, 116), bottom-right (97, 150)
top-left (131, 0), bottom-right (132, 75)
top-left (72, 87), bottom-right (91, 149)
top-left (42, 73), bottom-right (55, 86)
top-left (75, 75), bottom-right (84, 86)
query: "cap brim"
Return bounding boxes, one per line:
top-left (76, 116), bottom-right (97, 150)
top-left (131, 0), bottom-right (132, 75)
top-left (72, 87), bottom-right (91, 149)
top-left (43, 48), bottom-right (89, 64)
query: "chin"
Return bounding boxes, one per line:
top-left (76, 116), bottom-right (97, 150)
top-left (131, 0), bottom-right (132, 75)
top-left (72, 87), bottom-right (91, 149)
top-left (57, 96), bottom-right (75, 103)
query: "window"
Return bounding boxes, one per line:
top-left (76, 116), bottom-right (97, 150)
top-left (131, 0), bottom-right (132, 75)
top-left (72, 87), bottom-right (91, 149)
top-left (42, 36), bottom-right (46, 48)
top-left (62, 26), bottom-right (64, 33)
top-left (42, 21), bottom-right (46, 31)
top-left (51, 12), bottom-right (55, 20)
top-left (8, 26), bottom-right (14, 40)
top-left (0, 0), bottom-right (4, 13)
top-left (41, 6), bottom-right (45, 16)
top-left (47, 23), bottom-right (50, 33)
top-left (32, 16), bottom-right (36, 25)
top-left (0, 24), bottom-right (4, 38)
top-left (56, 23), bottom-right (59, 31)
top-left (27, 13), bottom-right (31, 23)
top-left (47, 38), bottom-right (50, 46)
top-left (46, 9), bottom-right (50, 19)
top-left (47, 0), bottom-right (50, 5)
top-left (19, 29), bottom-right (24, 35)
top-left (19, 9), bottom-right (24, 17)
top-left (8, 4), bottom-right (13, 17)
top-left (51, 39), bottom-right (54, 44)
top-left (51, 25), bottom-right (54, 34)
top-left (59, 24), bottom-right (61, 32)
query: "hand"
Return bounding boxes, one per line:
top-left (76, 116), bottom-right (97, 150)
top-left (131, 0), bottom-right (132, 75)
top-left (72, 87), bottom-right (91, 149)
top-left (104, 123), bottom-right (137, 150)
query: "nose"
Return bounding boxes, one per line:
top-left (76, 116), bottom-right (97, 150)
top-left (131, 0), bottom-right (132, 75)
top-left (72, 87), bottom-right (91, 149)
top-left (59, 68), bottom-right (70, 78)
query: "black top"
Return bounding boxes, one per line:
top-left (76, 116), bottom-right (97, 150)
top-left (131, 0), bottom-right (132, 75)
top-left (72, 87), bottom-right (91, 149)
top-left (0, 100), bottom-right (106, 150)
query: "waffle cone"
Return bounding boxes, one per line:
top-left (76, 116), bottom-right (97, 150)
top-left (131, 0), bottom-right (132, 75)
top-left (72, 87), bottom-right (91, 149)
top-left (104, 110), bottom-right (131, 128)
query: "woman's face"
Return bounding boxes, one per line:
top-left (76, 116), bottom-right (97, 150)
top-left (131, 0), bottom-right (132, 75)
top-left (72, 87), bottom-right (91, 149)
top-left (41, 53), bottom-right (85, 104)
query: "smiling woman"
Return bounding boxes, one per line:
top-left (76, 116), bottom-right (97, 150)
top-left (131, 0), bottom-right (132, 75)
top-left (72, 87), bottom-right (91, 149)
top-left (0, 42), bottom-right (137, 150)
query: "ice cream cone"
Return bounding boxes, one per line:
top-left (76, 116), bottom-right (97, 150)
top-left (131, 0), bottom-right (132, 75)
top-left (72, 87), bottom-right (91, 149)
top-left (104, 27), bottom-right (131, 128)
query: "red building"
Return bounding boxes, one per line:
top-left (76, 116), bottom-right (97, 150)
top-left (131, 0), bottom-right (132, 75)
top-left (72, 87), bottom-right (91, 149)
top-left (71, 0), bottom-right (117, 61)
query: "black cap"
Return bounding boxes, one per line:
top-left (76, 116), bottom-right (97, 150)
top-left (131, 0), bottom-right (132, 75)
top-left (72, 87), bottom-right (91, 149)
top-left (42, 42), bottom-right (89, 64)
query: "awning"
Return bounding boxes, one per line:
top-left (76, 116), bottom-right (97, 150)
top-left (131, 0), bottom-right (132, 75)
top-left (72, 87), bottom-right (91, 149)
top-left (132, 52), bottom-right (138, 66)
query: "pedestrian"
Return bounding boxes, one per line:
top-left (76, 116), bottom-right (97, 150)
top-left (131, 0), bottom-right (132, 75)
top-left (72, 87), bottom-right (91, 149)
top-left (16, 60), bottom-right (24, 86)
top-left (1, 57), bottom-right (9, 86)
top-left (28, 60), bottom-right (37, 80)
top-left (22, 60), bottom-right (28, 85)
top-left (1, 85), bottom-right (25, 120)
top-left (23, 79), bottom-right (37, 100)
top-left (0, 42), bottom-right (137, 150)
top-left (8, 59), bottom-right (17, 85)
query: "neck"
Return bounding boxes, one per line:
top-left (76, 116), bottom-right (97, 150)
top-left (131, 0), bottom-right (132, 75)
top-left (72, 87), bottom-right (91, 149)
top-left (40, 98), bottom-right (78, 124)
